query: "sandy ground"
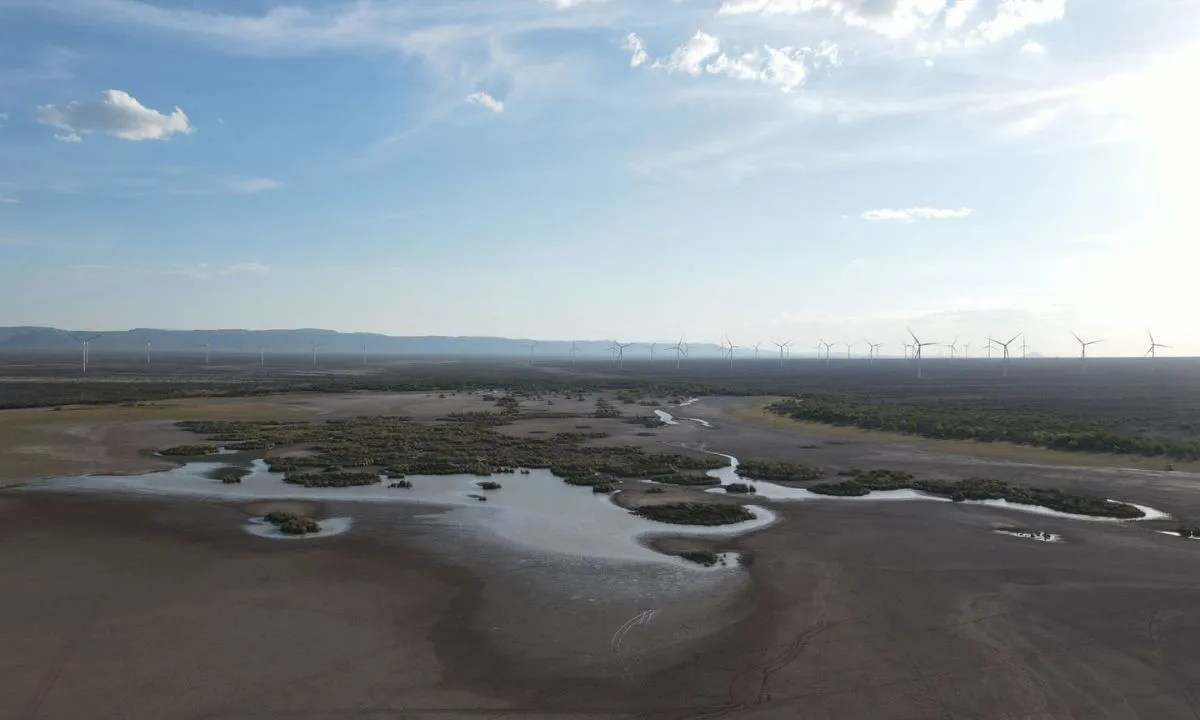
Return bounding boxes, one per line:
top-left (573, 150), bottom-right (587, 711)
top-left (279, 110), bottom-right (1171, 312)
top-left (8, 392), bottom-right (1200, 718)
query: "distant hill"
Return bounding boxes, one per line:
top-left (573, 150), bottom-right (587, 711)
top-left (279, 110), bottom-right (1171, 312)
top-left (0, 327), bottom-right (728, 358)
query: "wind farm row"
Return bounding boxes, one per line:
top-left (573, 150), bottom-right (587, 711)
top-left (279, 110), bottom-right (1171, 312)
top-left (22, 327), bottom-right (1184, 377)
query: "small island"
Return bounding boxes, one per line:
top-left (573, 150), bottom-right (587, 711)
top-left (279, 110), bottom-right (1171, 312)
top-left (634, 502), bottom-right (755, 526)
top-left (263, 511), bottom-right (321, 536)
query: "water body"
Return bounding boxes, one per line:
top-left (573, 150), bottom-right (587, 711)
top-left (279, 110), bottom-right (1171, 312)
top-left (653, 410), bottom-right (678, 426)
top-left (699, 451), bottom-right (1169, 522)
top-left (30, 460), bottom-right (776, 568)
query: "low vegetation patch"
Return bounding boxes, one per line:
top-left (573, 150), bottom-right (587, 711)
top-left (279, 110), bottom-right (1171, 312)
top-left (211, 466), bottom-right (248, 484)
top-left (283, 471), bottom-right (379, 488)
top-left (736, 460), bottom-right (822, 483)
top-left (592, 482), bottom-right (617, 494)
top-left (649, 474), bottom-right (720, 487)
top-left (807, 473), bottom-right (1144, 519)
top-left (263, 511), bottom-right (321, 535)
top-left (177, 414), bottom-right (722, 490)
top-left (159, 444), bottom-right (221, 457)
top-left (721, 483), bottom-right (757, 494)
top-left (476, 480), bottom-right (502, 490)
top-left (680, 550), bottom-right (720, 566)
top-left (770, 393), bottom-right (1200, 461)
top-left (635, 502), bottom-right (755, 526)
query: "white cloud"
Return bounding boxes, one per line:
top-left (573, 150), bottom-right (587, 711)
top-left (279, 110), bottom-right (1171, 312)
top-left (623, 32), bottom-right (648, 68)
top-left (0, 197), bottom-right (19, 204)
top-left (945, 0), bottom-right (978, 29)
top-left (717, 0), bottom-right (1065, 45)
top-left (862, 207), bottom-right (973, 221)
top-left (229, 177), bottom-right (285, 194)
top-left (37, 89), bottom-right (192, 142)
top-left (667, 31), bottom-right (721, 75)
top-left (547, 0), bottom-right (606, 7)
top-left (55, 132), bottom-right (83, 143)
top-left (465, 91), bottom-right (505, 113)
top-left (651, 32), bottom-right (836, 93)
top-left (223, 262), bottom-right (270, 274)
top-left (1021, 39), bottom-right (1047, 54)
top-left (972, 0), bottom-right (1065, 44)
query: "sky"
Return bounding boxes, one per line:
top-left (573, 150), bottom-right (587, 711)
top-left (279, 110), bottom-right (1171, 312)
top-left (1, 0), bottom-right (1198, 357)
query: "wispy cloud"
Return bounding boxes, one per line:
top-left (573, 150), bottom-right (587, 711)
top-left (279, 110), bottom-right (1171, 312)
top-left (38, 89), bottom-right (192, 142)
top-left (862, 207), bottom-right (973, 221)
top-left (0, 197), bottom-right (20, 204)
top-left (222, 262), bottom-right (270, 274)
top-left (228, 177), bottom-right (284, 194)
top-left (465, 91), bottom-right (505, 113)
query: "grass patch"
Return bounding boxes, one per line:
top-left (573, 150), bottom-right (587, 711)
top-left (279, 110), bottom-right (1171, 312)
top-left (649, 474), bottom-right (720, 487)
top-left (283, 471), bottom-right (379, 488)
top-left (159, 444), bottom-right (221, 457)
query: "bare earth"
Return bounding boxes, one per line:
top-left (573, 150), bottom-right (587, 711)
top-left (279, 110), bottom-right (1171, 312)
top-left (5, 393), bottom-right (1200, 718)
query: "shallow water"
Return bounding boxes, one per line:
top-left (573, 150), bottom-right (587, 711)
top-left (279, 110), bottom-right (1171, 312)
top-left (699, 450), bottom-right (1169, 521)
top-left (653, 410), bottom-right (678, 426)
top-left (30, 460), bottom-right (775, 568)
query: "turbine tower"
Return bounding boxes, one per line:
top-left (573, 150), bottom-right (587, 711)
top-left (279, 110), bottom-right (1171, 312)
top-left (773, 340), bottom-right (790, 369)
top-left (722, 335), bottom-right (738, 369)
top-left (260, 338), bottom-right (266, 367)
top-left (649, 342), bottom-right (657, 362)
top-left (615, 341), bottom-right (635, 370)
top-left (312, 342), bottom-right (322, 367)
top-left (907, 328), bottom-right (939, 379)
top-left (1145, 330), bottom-right (1170, 368)
top-left (753, 341), bottom-right (763, 360)
top-left (669, 338), bottom-right (687, 369)
top-left (526, 341), bottom-right (538, 366)
top-left (571, 341), bottom-right (579, 365)
top-left (65, 331), bottom-right (103, 374)
top-left (145, 340), bottom-right (151, 365)
top-left (989, 333), bottom-right (1021, 377)
top-left (843, 342), bottom-right (856, 360)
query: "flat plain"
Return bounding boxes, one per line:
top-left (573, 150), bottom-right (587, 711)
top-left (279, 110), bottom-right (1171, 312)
top-left (4, 352), bottom-right (1200, 719)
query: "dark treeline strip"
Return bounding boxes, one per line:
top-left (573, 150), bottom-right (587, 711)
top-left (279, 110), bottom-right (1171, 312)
top-left (770, 394), bottom-right (1200, 461)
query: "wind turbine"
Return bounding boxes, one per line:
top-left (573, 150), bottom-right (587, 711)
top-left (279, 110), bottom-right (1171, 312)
top-left (903, 343), bottom-right (913, 360)
top-left (311, 342), bottom-right (322, 367)
top-left (819, 339), bottom-right (835, 367)
top-left (527, 341), bottom-right (538, 366)
top-left (1145, 330), bottom-right (1170, 366)
top-left (202, 340), bottom-right (211, 366)
top-left (907, 328), bottom-right (939, 379)
top-left (753, 341), bottom-right (763, 360)
top-left (963, 342), bottom-right (971, 359)
top-left (989, 333), bottom-right (1020, 377)
top-left (260, 338), bottom-right (266, 367)
top-left (985, 335), bottom-right (994, 360)
top-left (361, 341), bottom-right (367, 368)
top-left (65, 332), bottom-right (102, 374)
top-left (773, 340), bottom-right (790, 369)
top-left (669, 337), bottom-right (687, 369)
top-left (1019, 335), bottom-right (1029, 360)
top-left (649, 342), bottom-right (657, 362)
top-left (571, 341), bottom-right (579, 365)
top-left (843, 342), bottom-right (856, 360)
top-left (615, 341), bottom-right (634, 370)
top-left (722, 335), bottom-right (738, 369)
top-left (944, 337), bottom-right (959, 359)
top-left (145, 340), bottom-right (152, 365)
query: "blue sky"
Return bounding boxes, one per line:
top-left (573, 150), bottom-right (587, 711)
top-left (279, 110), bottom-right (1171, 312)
top-left (1, 0), bottom-right (1197, 356)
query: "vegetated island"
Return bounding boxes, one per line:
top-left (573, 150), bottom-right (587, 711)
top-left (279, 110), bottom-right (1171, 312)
top-left (263, 511), bottom-right (321, 535)
top-left (174, 409), bottom-right (723, 492)
top-left (793, 470), bottom-right (1146, 519)
top-left (634, 502), bottom-right (755, 526)
top-left (768, 393), bottom-right (1200, 461)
